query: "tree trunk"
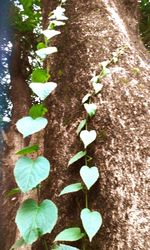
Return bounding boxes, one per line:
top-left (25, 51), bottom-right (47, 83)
top-left (2, 0), bottom-right (150, 249)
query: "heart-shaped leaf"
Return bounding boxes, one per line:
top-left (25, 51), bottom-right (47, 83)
top-left (42, 29), bottom-right (61, 39)
top-left (80, 166), bottom-right (99, 190)
top-left (54, 228), bottom-right (85, 242)
top-left (68, 151), bottom-right (86, 166)
top-left (80, 208), bottom-right (102, 242)
top-left (60, 183), bottom-right (83, 196)
top-left (16, 116), bottom-right (48, 138)
top-left (16, 199), bottom-right (58, 244)
top-left (14, 156), bottom-right (50, 192)
top-left (36, 47), bottom-right (57, 59)
top-left (16, 145), bottom-right (39, 155)
top-left (53, 244), bottom-right (79, 250)
top-left (92, 82), bottom-right (103, 94)
top-left (84, 103), bottom-right (97, 118)
top-left (29, 82), bottom-right (57, 100)
top-left (76, 119), bottom-right (87, 135)
top-left (80, 130), bottom-right (97, 148)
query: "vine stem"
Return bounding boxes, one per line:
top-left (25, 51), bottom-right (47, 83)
top-left (85, 190), bottom-right (88, 208)
top-left (84, 155), bottom-right (88, 208)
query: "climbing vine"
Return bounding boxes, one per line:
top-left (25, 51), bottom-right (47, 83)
top-left (53, 45), bottom-right (127, 249)
top-left (11, 1), bottom-right (68, 249)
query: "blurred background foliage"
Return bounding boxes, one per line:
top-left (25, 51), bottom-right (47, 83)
top-left (140, 0), bottom-right (150, 51)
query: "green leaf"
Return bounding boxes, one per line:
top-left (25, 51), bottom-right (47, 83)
top-left (31, 68), bottom-right (50, 83)
top-left (60, 183), bottom-right (83, 196)
top-left (68, 151), bottom-right (86, 166)
top-left (80, 208), bottom-right (102, 242)
top-left (16, 145), bottom-right (39, 155)
top-left (37, 42), bottom-right (46, 50)
top-left (6, 188), bottom-right (21, 197)
top-left (76, 119), bottom-right (87, 135)
top-left (29, 82), bottom-right (57, 100)
top-left (84, 103), bottom-right (97, 118)
top-left (52, 244), bottom-right (79, 250)
top-left (54, 228), bottom-right (85, 242)
top-left (101, 66), bottom-right (110, 77)
top-left (80, 130), bottom-right (97, 148)
top-left (16, 116), bottom-right (48, 138)
top-left (80, 166), bottom-right (99, 190)
top-left (10, 237), bottom-right (26, 250)
top-left (16, 199), bottom-right (58, 244)
top-left (29, 104), bottom-right (48, 119)
top-left (20, 0), bottom-right (32, 9)
top-left (14, 156), bottom-right (50, 192)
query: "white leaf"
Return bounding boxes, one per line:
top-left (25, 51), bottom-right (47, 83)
top-left (84, 103), bottom-right (97, 117)
top-left (91, 75), bottom-right (100, 84)
top-left (50, 6), bottom-right (68, 21)
top-left (80, 208), bottom-right (102, 242)
top-left (80, 166), bottom-right (99, 190)
top-left (29, 82), bottom-right (57, 100)
top-left (42, 30), bottom-right (61, 39)
top-left (92, 82), bottom-right (103, 94)
top-left (49, 20), bottom-right (65, 26)
top-left (16, 117), bottom-right (48, 138)
top-left (82, 93), bottom-right (91, 104)
top-left (36, 47), bottom-right (57, 59)
top-left (80, 130), bottom-right (97, 148)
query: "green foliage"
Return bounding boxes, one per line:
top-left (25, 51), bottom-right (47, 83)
top-left (60, 183), bottom-right (83, 196)
top-left (12, 0), bottom-right (41, 32)
top-left (16, 199), bottom-right (58, 244)
top-left (80, 208), bottom-right (102, 242)
top-left (6, 188), bottom-right (21, 197)
top-left (37, 42), bottom-right (46, 50)
top-left (14, 156), bottom-right (50, 192)
top-left (68, 151), bottom-right (87, 166)
top-left (29, 104), bottom-right (48, 119)
top-left (10, 238), bottom-right (26, 250)
top-left (31, 68), bottom-right (50, 83)
top-left (76, 119), bottom-right (87, 135)
top-left (140, 0), bottom-right (150, 50)
top-left (16, 145), bottom-right (39, 155)
top-left (54, 228), bottom-right (85, 242)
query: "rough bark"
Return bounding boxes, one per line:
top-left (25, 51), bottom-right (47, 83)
top-left (1, 0), bottom-right (150, 249)
top-left (34, 0), bottom-right (150, 249)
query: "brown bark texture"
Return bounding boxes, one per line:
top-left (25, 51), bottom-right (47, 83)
top-left (1, 0), bottom-right (150, 250)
